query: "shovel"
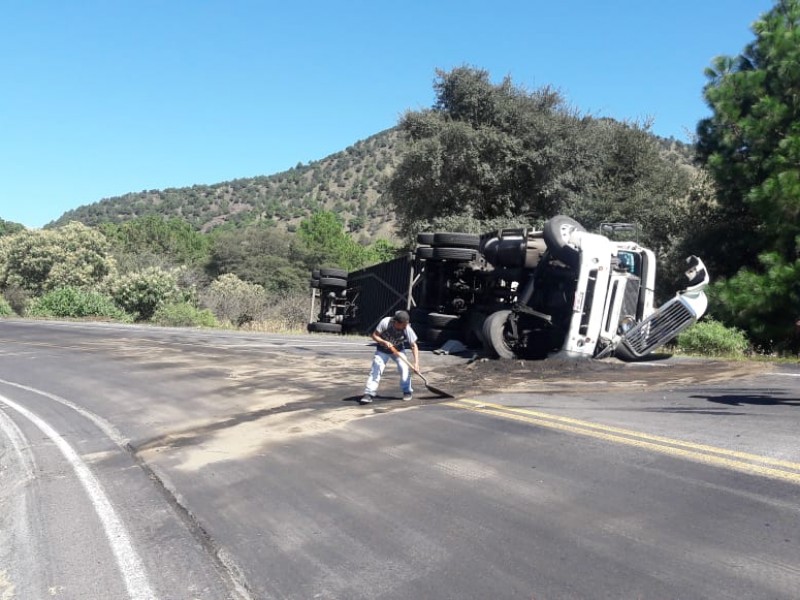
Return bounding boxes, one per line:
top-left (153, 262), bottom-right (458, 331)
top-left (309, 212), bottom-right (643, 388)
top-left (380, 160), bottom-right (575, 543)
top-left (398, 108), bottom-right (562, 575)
top-left (390, 347), bottom-right (454, 399)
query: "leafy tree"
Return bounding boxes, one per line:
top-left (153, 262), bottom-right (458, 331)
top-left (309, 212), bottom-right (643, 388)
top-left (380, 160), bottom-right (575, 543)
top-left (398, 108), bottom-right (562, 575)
top-left (0, 218), bottom-right (25, 238)
top-left (0, 222), bottom-right (116, 295)
top-left (387, 66), bottom-right (692, 244)
top-left (206, 224), bottom-right (307, 292)
top-left (107, 267), bottom-right (185, 321)
top-left (571, 120), bottom-right (693, 259)
top-left (296, 210), bottom-right (372, 271)
top-left (100, 215), bottom-right (210, 267)
top-left (370, 239), bottom-right (400, 263)
top-left (711, 252), bottom-right (800, 351)
top-left (694, 0), bottom-right (800, 351)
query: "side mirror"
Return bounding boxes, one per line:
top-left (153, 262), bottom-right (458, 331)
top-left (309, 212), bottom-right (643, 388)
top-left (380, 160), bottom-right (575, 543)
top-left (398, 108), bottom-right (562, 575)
top-left (684, 256), bottom-right (709, 293)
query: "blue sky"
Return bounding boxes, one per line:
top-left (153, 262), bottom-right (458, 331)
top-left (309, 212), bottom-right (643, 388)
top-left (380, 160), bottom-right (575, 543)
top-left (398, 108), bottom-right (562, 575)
top-left (0, 0), bottom-right (776, 228)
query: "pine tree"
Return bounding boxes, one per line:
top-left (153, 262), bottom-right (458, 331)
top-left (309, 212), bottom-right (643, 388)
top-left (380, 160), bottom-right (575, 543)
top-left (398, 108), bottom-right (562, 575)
top-left (696, 0), bottom-right (800, 352)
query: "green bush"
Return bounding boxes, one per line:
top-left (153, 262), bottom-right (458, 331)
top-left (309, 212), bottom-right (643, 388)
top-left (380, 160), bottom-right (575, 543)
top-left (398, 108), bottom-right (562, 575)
top-left (0, 222), bottom-right (116, 295)
top-left (0, 295), bottom-right (14, 316)
top-left (151, 302), bottom-right (219, 328)
top-left (201, 273), bottom-right (268, 326)
top-left (676, 319), bottom-right (750, 357)
top-left (108, 267), bottom-right (183, 321)
top-left (26, 287), bottom-right (133, 322)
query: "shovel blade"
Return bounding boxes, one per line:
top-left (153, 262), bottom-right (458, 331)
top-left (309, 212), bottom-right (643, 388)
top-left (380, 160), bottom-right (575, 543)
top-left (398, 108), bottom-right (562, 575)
top-left (424, 382), bottom-right (454, 398)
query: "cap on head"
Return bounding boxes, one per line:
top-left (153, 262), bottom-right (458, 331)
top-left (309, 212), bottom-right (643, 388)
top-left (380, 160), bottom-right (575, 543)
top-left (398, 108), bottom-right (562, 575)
top-left (393, 310), bottom-right (410, 323)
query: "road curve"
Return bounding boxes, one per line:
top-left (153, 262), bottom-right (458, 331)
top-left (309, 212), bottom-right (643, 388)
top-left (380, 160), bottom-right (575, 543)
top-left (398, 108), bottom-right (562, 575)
top-left (1, 319), bottom-right (799, 599)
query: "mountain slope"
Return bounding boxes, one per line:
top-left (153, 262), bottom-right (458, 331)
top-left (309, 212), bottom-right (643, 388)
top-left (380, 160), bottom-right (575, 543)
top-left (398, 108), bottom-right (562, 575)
top-left (51, 125), bottom-right (696, 243)
top-left (52, 128), bottom-right (405, 241)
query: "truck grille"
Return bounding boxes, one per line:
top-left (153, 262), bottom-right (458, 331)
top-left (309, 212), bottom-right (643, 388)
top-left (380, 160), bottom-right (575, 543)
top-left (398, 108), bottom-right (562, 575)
top-left (619, 296), bottom-right (696, 357)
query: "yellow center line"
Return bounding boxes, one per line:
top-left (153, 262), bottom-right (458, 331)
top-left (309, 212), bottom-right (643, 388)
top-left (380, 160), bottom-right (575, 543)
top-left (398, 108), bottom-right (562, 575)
top-left (446, 399), bottom-right (800, 486)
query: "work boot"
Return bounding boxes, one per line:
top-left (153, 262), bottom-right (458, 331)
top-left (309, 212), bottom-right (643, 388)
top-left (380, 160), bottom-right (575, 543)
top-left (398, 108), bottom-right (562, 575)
top-left (359, 394), bottom-right (373, 405)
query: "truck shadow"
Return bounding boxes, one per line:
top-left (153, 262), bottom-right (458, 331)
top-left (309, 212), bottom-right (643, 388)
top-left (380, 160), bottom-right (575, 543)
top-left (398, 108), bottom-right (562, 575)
top-left (690, 392), bottom-right (800, 407)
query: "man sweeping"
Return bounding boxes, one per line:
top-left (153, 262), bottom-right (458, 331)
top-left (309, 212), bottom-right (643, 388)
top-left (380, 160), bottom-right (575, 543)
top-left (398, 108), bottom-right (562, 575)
top-left (360, 310), bottom-right (419, 404)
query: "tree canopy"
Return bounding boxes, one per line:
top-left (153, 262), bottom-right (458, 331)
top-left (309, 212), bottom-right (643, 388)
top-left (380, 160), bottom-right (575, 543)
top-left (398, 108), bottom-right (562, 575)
top-left (100, 215), bottom-right (210, 267)
top-left (0, 218), bottom-right (25, 238)
top-left (695, 0), bottom-right (800, 351)
top-left (386, 66), bottom-right (694, 259)
top-left (0, 222), bottom-right (116, 295)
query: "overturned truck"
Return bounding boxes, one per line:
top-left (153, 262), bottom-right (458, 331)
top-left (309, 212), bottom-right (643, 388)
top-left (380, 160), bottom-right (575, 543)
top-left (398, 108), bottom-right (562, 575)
top-left (308, 215), bottom-right (709, 361)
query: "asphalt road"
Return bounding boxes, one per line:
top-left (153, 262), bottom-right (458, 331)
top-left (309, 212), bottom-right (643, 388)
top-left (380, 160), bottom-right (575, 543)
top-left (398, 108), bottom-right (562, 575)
top-left (0, 319), bottom-right (798, 599)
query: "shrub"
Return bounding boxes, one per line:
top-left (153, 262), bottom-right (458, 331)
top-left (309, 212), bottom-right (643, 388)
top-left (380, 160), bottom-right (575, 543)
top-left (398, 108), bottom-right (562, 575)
top-left (201, 274), bottom-right (269, 326)
top-left (2, 285), bottom-right (29, 315)
top-left (263, 290), bottom-right (311, 330)
top-left (0, 222), bottom-right (116, 295)
top-left (108, 267), bottom-right (183, 321)
top-left (151, 302), bottom-right (219, 328)
top-left (676, 319), bottom-right (750, 357)
top-left (0, 295), bottom-right (13, 316)
top-left (26, 287), bottom-right (133, 322)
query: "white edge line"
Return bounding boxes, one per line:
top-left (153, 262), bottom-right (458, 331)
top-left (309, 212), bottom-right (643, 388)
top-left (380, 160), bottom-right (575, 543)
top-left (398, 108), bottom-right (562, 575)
top-left (0, 392), bottom-right (157, 600)
top-left (0, 379), bottom-right (128, 447)
top-left (0, 405), bottom-right (36, 480)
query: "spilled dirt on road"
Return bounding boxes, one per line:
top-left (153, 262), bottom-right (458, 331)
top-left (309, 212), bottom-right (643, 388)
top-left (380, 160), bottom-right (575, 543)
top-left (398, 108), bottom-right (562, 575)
top-left (433, 355), bottom-right (774, 397)
top-left (108, 334), bottom-right (772, 469)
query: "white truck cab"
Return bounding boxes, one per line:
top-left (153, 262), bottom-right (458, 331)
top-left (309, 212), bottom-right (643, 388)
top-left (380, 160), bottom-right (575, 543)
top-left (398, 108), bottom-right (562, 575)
top-left (479, 215), bottom-right (708, 360)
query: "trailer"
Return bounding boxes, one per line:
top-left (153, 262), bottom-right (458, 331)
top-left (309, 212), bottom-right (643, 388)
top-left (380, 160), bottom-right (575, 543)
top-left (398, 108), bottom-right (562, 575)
top-left (307, 215), bottom-right (709, 360)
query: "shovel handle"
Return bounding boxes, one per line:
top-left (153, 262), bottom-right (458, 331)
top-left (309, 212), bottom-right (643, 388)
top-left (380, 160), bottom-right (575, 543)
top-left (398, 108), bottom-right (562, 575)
top-left (388, 346), bottom-right (421, 375)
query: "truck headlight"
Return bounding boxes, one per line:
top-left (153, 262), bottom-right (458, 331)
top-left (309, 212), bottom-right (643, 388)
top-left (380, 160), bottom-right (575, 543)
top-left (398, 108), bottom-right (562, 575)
top-left (618, 315), bottom-right (636, 335)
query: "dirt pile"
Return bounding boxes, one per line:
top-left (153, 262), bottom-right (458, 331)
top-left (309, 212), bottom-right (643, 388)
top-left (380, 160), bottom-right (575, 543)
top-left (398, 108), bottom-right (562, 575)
top-left (428, 355), bottom-right (772, 397)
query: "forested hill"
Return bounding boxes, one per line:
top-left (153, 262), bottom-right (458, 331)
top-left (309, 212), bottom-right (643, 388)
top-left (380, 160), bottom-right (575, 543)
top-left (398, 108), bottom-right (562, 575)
top-left (51, 128), bottom-right (406, 242)
top-left (50, 125), bottom-right (693, 241)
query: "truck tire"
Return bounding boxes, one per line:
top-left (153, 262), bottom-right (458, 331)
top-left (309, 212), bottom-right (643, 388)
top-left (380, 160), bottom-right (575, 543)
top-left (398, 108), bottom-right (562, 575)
top-left (431, 247), bottom-right (478, 262)
top-left (419, 326), bottom-right (460, 345)
top-left (416, 232), bottom-right (435, 245)
top-left (409, 307), bottom-right (431, 325)
top-left (416, 246), bottom-right (435, 260)
top-left (426, 312), bottom-right (461, 329)
top-left (320, 267), bottom-right (348, 279)
top-left (319, 277), bottom-right (347, 289)
top-left (483, 309), bottom-right (517, 359)
top-left (543, 216), bottom-right (585, 266)
top-left (307, 322), bottom-right (343, 333)
top-left (432, 232), bottom-right (481, 249)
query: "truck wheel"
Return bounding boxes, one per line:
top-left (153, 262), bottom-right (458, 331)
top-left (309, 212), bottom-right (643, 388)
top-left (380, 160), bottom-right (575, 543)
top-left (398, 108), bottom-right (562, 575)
top-left (419, 326), bottom-right (460, 345)
top-left (483, 309), bottom-right (517, 359)
top-left (320, 267), bottom-right (348, 279)
top-left (416, 246), bottom-right (435, 260)
top-left (432, 232), bottom-right (481, 249)
top-left (416, 232), bottom-right (435, 245)
top-left (426, 312), bottom-right (461, 329)
top-left (543, 216), bottom-right (585, 265)
top-left (431, 247), bottom-right (478, 262)
top-left (307, 322), bottom-right (343, 333)
top-left (319, 277), bottom-right (347, 289)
